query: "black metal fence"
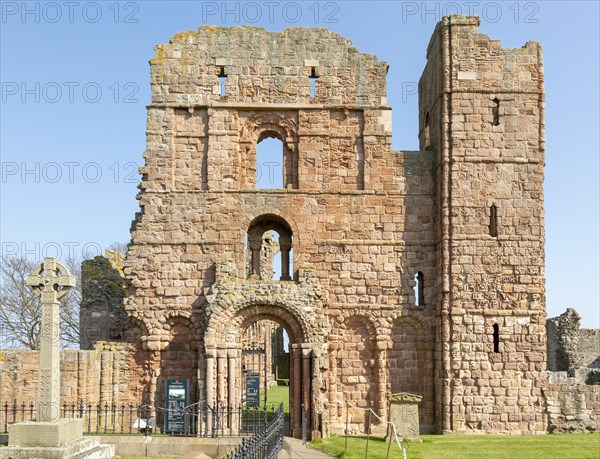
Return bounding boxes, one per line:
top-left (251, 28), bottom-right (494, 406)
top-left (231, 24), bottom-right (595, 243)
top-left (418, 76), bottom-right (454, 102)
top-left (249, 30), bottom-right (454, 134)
top-left (0, 400), bottom-right (281, 437)
top-left (226, 403), bottom-right (284, 459)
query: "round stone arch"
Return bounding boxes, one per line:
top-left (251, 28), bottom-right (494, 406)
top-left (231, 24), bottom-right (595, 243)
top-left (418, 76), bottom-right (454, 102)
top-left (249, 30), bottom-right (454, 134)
top-left (206, 297), bottom-right (323, 347)
top-left (241, 113), bottom-right (297, 150)
top-left (246, 214), bottom-right (294, 281)
top-left (240, 212), bottom-right (301, 248)
top-left (125, 313), bottom-right (152, 346)
top-left (232, 306), bottom-right (306, 345)
top-left (332, 311), bottom-right (378, 338)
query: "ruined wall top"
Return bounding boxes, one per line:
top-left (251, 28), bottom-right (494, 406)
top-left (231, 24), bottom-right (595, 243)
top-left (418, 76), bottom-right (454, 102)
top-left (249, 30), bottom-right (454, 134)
top-left (150, 26), bottom-right (389, 107)
top-left (547, 308), bottom-right (600, 375)
top-left (422, 15), bottom-right (543, 94)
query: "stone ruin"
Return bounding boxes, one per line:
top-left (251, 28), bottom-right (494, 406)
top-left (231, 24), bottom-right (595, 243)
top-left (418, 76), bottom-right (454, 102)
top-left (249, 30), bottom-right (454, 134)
top-left (545, 309), bottom-right (600, 433)
top-left (0, 15), bottom-right (598, 439)
top-left (79, 250), bottom-right (128, 349)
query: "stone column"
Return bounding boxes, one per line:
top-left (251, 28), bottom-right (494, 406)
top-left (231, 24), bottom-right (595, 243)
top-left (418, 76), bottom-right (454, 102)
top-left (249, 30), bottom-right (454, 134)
top-left (206, 348), bottom-right (216, 406)
top-left (302, 346), bottom-right (312, 437)
top-left (227, 346), bottom-right (237, 433)
top-left (249, 237), bottom-right (262, 279)
top-left (291, 345), bottom-right (302, 438)
top-left (217, 349), bottom-right (227, 406)
top-left (376, 338), bottom-right (388, 421)
top-left (328, 341), bottom-right (339, 426)
top-left (279, 237), bottom-right (292, 281)
top-left (205, 347), bottom-right (216, 434)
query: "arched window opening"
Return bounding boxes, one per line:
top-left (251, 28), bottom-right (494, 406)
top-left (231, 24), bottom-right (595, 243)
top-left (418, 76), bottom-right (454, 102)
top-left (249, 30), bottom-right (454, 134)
top-left (489, 204), bottom-right (498, 237)
top-left (218, 66), bottom-right (227, 97)
top-left (256, 135), bottom-right (284, 189)
top-left (492, 98), bottom-right (500, 126)
top-left (493, 324), bottom-right (500, 353)
top-left (309, 67), bottom-right (318, 99)
top-left (413, 271), bottom-right (424, 306)
top-left (424, 112), bottom-right (431, 150)
top-left (248, 215), bottom-right (293, 281)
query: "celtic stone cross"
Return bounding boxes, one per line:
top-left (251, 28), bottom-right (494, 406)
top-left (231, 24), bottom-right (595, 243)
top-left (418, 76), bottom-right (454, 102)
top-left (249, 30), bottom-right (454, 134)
top-left (26, 258), bottom-right (76, 423)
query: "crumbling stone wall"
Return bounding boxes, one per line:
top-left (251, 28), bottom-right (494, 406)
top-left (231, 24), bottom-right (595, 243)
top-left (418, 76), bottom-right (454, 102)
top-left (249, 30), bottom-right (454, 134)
top-left (578, 329), bottom-right (600, 369)
top-left (547, 308), bottom-right (583, 373)
top-left (80, 251), bottom-right (128, 349)
top-left (545, 372), bottom-right (600, 433)
top-left (547, 308), bottom-right (600, 373)
top-left (544, 309), bottom-right (600, 433)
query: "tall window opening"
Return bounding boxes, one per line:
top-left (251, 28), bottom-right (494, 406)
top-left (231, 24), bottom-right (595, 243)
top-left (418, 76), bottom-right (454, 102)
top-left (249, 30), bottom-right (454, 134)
top-left (309, 67), bottom-right (318, 99)
top-left (256, 136), bottom-right (284, 189)
top-left (413, 271), bottom-right (424, 306)
top-left (493, 324), bottom-right (500, 353)
top-left (218, 66), bottom-right (227, 97)
top-left (492, 98), bottom-right (500, 126)
top-left (489, 204), bottom-right (498, 237)
top-left (424, 112), bottom-right (431, 150)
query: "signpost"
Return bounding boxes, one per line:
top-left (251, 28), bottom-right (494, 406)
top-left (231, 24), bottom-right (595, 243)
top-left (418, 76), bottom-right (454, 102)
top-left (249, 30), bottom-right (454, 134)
top-left (164, 379), bottom-right (189, 434)
top-left (246, 373), bottom-right (260, 408)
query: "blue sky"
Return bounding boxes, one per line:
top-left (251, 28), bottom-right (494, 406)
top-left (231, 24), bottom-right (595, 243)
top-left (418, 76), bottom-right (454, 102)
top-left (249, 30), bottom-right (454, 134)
top-left (1, 1), bottom-right (598, 327)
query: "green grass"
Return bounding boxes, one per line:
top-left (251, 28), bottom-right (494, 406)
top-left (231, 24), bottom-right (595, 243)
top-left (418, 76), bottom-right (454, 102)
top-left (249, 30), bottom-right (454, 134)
top-left (311, 433), bottom-right (600, 459)
top-left (265, 384), bottom-right (290, 416)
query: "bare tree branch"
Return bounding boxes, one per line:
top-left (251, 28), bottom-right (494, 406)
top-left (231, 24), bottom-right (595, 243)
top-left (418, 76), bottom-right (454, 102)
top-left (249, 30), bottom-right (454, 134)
top-left (0, 254), bottom-right (82, 349)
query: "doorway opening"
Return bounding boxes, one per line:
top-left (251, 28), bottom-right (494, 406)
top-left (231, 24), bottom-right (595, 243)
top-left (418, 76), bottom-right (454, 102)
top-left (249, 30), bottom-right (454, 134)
top-left (241, 319), bottom-right (291, 433)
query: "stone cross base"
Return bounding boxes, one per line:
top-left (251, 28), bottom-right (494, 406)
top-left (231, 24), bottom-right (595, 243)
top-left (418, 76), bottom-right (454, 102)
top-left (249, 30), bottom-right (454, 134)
top-left (1, 419), bottom-right (114, 459)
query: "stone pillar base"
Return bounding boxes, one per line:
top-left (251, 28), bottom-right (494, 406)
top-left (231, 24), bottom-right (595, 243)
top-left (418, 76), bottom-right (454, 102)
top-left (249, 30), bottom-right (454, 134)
top-left (8, 419), bottom-right (83, 448)
top-left (2, 419), bottom-right (114, 459)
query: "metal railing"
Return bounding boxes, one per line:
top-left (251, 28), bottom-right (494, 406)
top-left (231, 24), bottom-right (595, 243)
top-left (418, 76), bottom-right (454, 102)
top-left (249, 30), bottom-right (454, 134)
top-left (0, 399), bottom-right (280, 437)
top-left (225, 403), bottom-right (284, 459)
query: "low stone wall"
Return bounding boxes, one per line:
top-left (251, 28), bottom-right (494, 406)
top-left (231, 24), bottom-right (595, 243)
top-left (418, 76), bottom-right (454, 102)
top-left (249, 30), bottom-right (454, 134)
top-left (545, 372), bottom-right (600, 433)
top-left (0, 343), bottom-right (142, 407)
top-left (96, 435), bottom-right (240, 458)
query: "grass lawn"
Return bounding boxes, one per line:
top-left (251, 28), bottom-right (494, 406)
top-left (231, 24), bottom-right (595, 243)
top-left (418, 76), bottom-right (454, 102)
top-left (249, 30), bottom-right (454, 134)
top-left (265, 384), bottom-right (290, 416)
top-left (311, 433), bottom-right (600, 459)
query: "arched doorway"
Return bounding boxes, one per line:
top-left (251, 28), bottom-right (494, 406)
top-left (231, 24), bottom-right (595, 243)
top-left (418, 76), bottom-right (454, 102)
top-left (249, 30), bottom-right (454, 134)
top-left (240, 318), bottom-right (291, 433)
top-left (204, 303), bottom-right (321, 439)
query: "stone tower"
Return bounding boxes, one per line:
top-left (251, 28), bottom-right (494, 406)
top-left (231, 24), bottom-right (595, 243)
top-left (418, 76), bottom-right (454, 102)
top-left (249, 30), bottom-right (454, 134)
top-left (121, 16), bottom-right (546, 437)
top-left (419, 16), bottom-right (546, 433)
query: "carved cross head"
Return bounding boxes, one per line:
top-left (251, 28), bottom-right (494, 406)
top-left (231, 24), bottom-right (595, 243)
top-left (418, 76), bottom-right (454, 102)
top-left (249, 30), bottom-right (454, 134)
top-left (26, 258), bottom-right (76, 304)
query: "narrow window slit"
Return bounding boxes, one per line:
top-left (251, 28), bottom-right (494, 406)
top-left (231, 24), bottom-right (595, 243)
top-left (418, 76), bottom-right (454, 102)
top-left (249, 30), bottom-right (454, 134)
top-left (309, 67), bottom-right (318, 99)
top-left (492, 98), bottom-right (500, 126)
top-left (218, 66), bottom-right (227, 97)
top-left (493, 324), bottom-right (500, 353)
top-left (489, 204), bottom-right (498, 237)
top-left (413, 271), bottom-right (424, 306)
